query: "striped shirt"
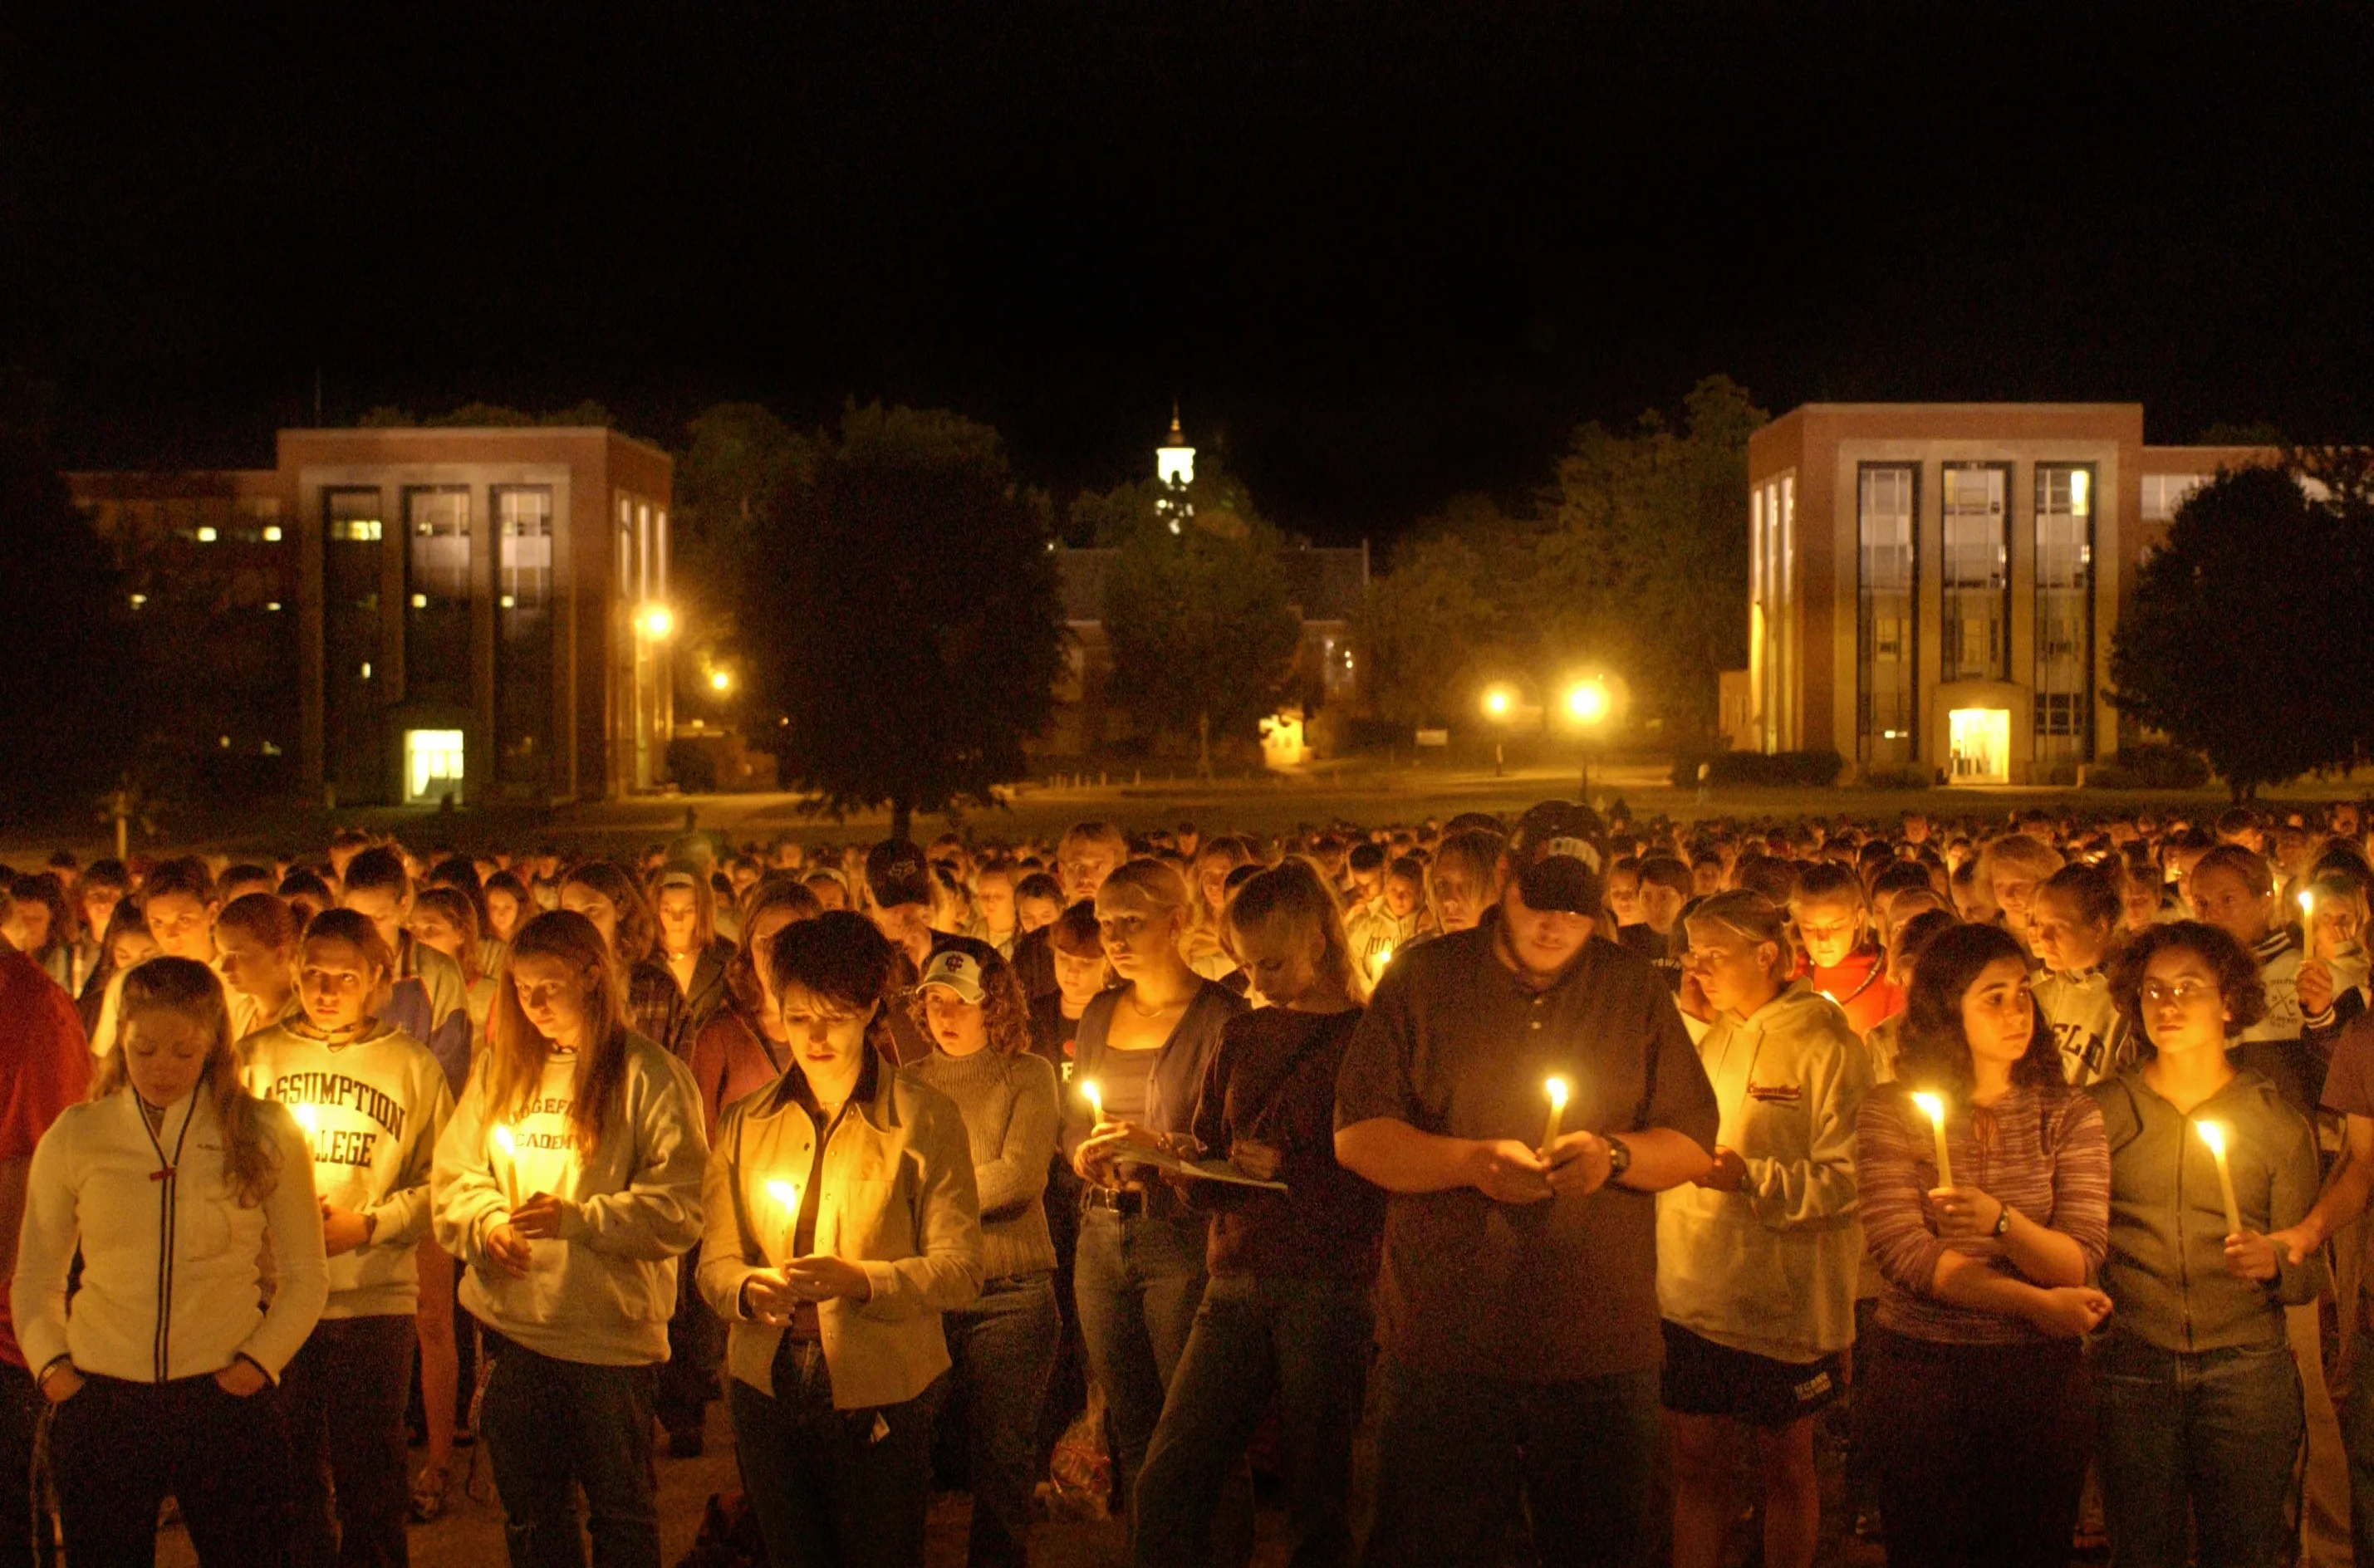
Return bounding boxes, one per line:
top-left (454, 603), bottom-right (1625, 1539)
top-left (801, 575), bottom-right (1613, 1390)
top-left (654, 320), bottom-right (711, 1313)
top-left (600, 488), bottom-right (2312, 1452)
top-left (1857, 1082), bottom-right (2111, 1345)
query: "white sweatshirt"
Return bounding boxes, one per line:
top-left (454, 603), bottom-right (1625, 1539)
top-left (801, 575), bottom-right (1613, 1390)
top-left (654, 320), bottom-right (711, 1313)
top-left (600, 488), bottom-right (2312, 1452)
top-left (430, 1032), bottom-right (708, 1366)
top-left (239, 1019), bottom-right (456, 1317)
top-left (12, 1089), bottom-right (329, 1383)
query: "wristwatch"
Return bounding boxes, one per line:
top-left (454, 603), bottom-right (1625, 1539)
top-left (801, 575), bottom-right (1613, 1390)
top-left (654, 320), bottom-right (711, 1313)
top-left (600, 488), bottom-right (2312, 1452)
top-left (1605, 1136), bottom-right (1632, 1183)
top-left (1991, 1202), bottom-right (2013, 1237)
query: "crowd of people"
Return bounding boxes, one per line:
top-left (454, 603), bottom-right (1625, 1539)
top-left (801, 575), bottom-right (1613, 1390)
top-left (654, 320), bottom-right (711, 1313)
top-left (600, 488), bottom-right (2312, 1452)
top-left (2, 796), bottom-right (2373, 1567)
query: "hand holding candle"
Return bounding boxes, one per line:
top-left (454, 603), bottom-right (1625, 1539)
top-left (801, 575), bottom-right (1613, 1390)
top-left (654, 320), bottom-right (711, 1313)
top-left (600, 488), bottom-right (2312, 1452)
top-left (1539, 1076), bottom-right (1570, 1160)
top-left (1911, 1092), bottom-right (1952, 1189)
top-left (1082, 1079), bottom-right (1106, 1127)
top-left (2197, 1120), bottom-right (2244, 1237)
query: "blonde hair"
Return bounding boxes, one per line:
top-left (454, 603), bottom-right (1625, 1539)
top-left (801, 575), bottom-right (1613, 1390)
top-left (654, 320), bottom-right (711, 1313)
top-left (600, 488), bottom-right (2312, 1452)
top-left (483, 909), bottom-right (632, 1158)
top-left (100, 958), bottom-right (281, 1208)
top-left (1684, 889), bottom-right (1794, 982)
top-left (1225, 858), bottom-right (1363, 1003)
top-left (1096, 857), bottom-right (1192, 917)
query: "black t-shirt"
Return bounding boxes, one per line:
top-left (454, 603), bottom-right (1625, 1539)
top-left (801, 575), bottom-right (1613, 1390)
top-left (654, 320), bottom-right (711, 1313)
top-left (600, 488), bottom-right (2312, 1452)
top-left (1335, 918), bottom-right (1719, 1382)
top-left (1028, 991), bottom-right (1083, 1080)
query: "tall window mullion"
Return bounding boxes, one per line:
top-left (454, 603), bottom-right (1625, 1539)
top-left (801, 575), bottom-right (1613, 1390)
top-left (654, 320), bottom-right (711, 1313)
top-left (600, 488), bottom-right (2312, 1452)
top-left (1857, 464), bottom-right (1917, 767)
top-left (2033, 463), bottom-right (2096, 763)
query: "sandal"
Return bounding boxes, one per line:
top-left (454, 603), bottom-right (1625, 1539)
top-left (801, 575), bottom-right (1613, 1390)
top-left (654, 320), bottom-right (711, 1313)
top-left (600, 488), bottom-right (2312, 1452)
top-left (410, 1460), bottom-right (454, 1523)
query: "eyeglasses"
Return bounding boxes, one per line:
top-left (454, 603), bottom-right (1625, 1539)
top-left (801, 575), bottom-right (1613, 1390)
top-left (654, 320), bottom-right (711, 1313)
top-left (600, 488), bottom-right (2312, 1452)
top-left (2141, 980), bottom-right (2219, 1007)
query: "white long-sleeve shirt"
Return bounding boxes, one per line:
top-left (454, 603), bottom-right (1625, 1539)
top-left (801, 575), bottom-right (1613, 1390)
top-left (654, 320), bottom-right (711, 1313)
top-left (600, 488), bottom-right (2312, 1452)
top-left (12, 1089), bottom-right (328, 1383)
top-left (431, 1032), bottom-right (708, 1366)
top-left (240, 1019), bottom-right (455, 1317)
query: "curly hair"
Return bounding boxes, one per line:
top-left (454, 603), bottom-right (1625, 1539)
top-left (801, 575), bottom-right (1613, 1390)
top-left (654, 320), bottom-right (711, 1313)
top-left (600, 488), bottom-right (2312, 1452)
top-left (1896, 922), bottom-right (2063, 1095)
top-left (2108, 919), bottom-right (2268, 1050)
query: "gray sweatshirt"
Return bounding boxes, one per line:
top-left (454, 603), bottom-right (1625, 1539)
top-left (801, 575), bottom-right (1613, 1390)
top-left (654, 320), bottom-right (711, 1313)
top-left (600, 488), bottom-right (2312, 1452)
top-left (906, 1046), bottom-right (1058, 1281)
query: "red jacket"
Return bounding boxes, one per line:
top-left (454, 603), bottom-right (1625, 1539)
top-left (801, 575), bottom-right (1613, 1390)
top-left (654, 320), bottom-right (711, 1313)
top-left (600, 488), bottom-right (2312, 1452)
top-left (0, 948), bottom-right (91, 1367)
top-left (1798, 946), bottom-right (1903, 1036)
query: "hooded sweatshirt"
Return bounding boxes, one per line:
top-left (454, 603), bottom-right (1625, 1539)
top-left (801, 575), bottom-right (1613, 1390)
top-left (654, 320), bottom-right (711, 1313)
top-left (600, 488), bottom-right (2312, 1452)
top-left (431, 1031), bottom-right (708, 1365)
top-left (2033, 966), bottom-right (2131, 1086)
top-left (1657, 981), bottom-right (1871, 1361)
top-left (2089, 1066), bottom-right (2323, 1351)
top-left (240, 1017), bottom-right (455, 1317)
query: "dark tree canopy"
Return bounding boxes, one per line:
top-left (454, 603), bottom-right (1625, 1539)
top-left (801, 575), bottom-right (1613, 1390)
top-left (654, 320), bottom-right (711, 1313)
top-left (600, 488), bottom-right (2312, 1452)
top-left (2110, 463), bottom-right (2372, 798)
top-left (744, 402), bottom-right (1066, 838)
top-left (0, 373), bottom-right (138, 817)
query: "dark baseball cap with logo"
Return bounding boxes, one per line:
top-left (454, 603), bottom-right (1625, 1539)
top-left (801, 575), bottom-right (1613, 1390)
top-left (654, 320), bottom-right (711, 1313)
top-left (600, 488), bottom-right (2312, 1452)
top-left (1506, 801), bottom-right (1608, 915)
top-left (865, 839), bottom-right (934, 911)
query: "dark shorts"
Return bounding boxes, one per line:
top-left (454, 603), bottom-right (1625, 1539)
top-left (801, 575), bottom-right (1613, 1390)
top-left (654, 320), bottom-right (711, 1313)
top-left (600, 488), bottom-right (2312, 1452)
top-left (1660, 1320), bottom-right (1842, 1428)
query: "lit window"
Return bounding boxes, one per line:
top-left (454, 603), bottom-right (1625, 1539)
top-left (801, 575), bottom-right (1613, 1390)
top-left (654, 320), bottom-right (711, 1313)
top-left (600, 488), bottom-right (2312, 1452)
top-left (410, 593), bottom-right (428, 608)
top-left (263, 525), bottom-right (283, 542)
top-left (195, 526), bottom-right (218, 543)
top-left (130, 593), bottom-right (146, 608)
top-left (404, 729), bottom-right (466, 806)
top-left (361, 661), bottom-right (373, 680)
top-left (265, 600), bottom-right (282, 612)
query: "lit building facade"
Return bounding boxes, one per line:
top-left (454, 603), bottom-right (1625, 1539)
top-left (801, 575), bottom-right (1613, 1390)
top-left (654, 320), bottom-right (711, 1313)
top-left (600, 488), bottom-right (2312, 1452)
top-left (72, 424), bottom-right (675, 806)
top-left (1734, 404), bottom-right (2277, 784)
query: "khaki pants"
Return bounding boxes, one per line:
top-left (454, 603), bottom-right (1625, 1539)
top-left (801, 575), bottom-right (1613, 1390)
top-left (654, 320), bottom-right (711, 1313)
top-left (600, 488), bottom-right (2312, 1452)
top-left (2293, 1300), bottom-right (2352, 1567)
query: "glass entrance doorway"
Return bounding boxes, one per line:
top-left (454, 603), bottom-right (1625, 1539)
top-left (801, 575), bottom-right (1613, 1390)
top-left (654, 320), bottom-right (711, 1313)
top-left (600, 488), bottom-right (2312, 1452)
top-left (1948, 708), bottom-right (2010, 784)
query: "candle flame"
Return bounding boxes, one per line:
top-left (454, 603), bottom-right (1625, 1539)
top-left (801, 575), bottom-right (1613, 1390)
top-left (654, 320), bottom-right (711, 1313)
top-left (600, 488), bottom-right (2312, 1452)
top-left (2196, 1120), bottom-right (2228, 1158)
top-left (1910, 1091), bottom-right (1945, 1127)
top-left (765, 1178), bottom-right (799, 1211)
top-left (1082, 1080), bottom-right (1104, 1118)
top-left (293, 1105), bottom-right (319, 1135)
top-left (2301, 891), bottom-right (2317, 915)
top-left (493, 1125), bottom-right (517, 1158)
top-left (1545, 1076), bottom-right (1568, 1113)
top-left (1374, 944), bottom-right (1394, 971)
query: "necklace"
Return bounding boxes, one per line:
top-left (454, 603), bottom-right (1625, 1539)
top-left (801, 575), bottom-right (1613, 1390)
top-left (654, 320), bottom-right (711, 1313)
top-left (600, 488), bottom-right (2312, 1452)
top-left (1127, 988), bottom-right (1183, 1020)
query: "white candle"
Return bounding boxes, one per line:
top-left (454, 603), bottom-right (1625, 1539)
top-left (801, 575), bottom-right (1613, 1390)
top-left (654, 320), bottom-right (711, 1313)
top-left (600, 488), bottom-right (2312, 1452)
top-left (2197, 1120), bottom-right (2244, 1237)
top-left (2300, 890), bottom-right (2318, 967)
top-left (764, 1178), bottom-right (802, 1268)
top-left (1082, 1080), bottom-right (1106, 1126)
top-left (1540, 1076), bottom-right (1569, 1158)
top-left (1911, 1092), bottom-right (1953, 1189)
top-left (492, 1124), bottom-right (522, 1211)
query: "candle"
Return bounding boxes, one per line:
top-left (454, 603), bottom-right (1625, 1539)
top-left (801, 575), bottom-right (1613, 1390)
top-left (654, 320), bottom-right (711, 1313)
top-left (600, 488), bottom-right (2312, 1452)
top-left (1540, 1076), bottom-right (1569, 1158)
top-left (2197, 1120), bottom-right (2244, 1237)
top-left (292, 1104), bottom-right (321, 1160)
top-left (2300, 889), bottom-right (2318, 967)
top-left (763, 1178), bottom-right (802, 1267)
top-left (492, 1124), bottom-right (522, 1211)
top-left (1911, 1092), bottom-right (1953, 1189)
top-left (1372, 943), bottom-right (1395, 977)
top-left (1082, 1080), bottom-right (1106, 1126)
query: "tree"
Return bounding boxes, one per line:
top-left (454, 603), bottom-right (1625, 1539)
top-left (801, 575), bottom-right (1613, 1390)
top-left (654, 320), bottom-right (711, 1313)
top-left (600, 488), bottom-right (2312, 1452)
top-left (673, 403), bottom-right (812, 688)
top-left (744, 402), bottom-right (1066, 840)
top-left (0, 371), bottom-right (139, 817)
top-left (1538, 375), bottom-right (1764, 737)
top-left (1103, 521), bottom-right (1302, 777)
top-left (2111, 464), bottom-right (2372, 799)
top-left (1354, 526), bottom-right (1500, 727)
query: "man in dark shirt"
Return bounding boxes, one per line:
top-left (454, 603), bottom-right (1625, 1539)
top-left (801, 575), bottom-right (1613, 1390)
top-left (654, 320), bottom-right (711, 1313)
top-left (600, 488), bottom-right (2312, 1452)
top-left (1336, 801), bottom-right (1719, 1568)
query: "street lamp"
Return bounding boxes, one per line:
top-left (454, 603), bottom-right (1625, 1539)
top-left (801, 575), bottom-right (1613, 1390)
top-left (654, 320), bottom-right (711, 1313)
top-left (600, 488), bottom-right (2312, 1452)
top-left (709, 669), bottom-right (733, 694)
top-left (1480, 684), bottom-right (1518, 776)
top-left (1562, 675), bottom-right (1614, 797)
top-left (638, 604), bottom-right (674, 639)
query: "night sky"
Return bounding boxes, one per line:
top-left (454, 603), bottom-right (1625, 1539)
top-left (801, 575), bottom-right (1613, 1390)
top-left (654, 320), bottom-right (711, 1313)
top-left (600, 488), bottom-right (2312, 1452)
top-left (7, 4), bottom-right (2372, 544)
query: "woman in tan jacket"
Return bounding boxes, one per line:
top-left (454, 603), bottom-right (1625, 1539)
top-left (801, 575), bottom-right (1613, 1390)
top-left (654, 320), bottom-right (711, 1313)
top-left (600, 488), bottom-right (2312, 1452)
top-left (699, 910), bottom-right (984, 1568)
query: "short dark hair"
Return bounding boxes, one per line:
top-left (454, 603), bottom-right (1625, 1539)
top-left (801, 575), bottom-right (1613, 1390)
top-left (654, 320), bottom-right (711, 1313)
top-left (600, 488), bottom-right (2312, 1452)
top-left (140, 857), bottom-right (218, 907)
top-left (767, 909), bottom-right (899, 1019)
top-left (1013, 872), bottom-right (1063, 907)
top-left (1050, 899), bottom-right (1105, 960)
top-left (342, 846), bottom-right (411, 898)
top-left (2110, 920), bottom-right (2268, 1046)
top-left (1792, 861), bottom-right (1864, 909)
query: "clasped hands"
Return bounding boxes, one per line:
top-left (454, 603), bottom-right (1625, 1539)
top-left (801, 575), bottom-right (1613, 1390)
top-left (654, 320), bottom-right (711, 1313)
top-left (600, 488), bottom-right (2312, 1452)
top-left (1467, 1131), bottom-right (1613, 1204)
top-left (741, 1257), bottom-right (873, 1323)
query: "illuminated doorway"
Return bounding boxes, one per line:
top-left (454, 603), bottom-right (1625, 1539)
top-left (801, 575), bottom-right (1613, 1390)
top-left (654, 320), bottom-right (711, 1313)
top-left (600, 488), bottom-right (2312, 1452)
top-left (1947, 708), bottom-right (2010, 784)
top-left (404, 729), bottom-right (466, 806)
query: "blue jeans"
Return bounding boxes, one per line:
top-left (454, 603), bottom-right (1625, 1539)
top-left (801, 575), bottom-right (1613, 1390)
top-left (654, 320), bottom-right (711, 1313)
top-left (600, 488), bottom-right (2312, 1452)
top-left (1135, 1272), bottom-right (1373, 1568)
top-left (2093, 1331), bottom-right (2303, 1568)
top-left (728, 1340), bottom-right (943, 1568)
top-left (945, 1273), bottom-right (1060, 1568)
top-left (1362, 1356), bottom-right (1661, 1568)
top-left (478, 1337), bottom-right (660, 1568)
top-left (1072, 1207), bottom-right (1209, 1505)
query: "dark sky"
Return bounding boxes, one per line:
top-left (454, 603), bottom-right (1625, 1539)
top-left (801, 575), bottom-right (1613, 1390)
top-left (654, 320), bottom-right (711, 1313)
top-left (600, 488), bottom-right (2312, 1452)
top-left (7, 3), bottom-right (2372, 545)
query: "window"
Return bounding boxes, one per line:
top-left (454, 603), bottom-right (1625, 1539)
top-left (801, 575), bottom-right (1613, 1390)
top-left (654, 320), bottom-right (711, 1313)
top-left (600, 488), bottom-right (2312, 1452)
top-left (404, 729), bottom-right (466, 806)
top-left (405, 488), bottom-right (471, 704)
top-left (2141, 473), bottom-right (2207, 522)
top-left (2034, 463), bottom-right (2096, 763)
top-left (323, 488), bottom-right (385, 801)
top-left (1857, 465), bottom-right (1917, 766)
top-left (494, 487), bottom-right (554, 787)
top-left (1749, 475), bottom-right (1798, 752)
top-left (1940, 463), bottom-right (2009, 682)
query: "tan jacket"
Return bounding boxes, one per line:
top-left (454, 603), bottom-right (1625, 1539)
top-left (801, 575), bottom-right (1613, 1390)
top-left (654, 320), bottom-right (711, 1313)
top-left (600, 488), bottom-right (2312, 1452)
top-left (698, 1047), bottom-right (983, 1410)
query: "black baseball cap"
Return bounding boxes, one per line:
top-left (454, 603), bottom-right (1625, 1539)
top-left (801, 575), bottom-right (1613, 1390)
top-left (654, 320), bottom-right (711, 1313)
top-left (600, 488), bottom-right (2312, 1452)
top-left (865, 839), bottom-right (934, 910)
top-left (1506, 801), bottom-right (1608, 915)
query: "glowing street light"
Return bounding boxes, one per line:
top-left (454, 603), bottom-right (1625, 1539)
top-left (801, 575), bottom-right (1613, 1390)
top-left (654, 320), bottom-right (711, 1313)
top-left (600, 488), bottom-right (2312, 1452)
top-left (1564, 679), bottom-right (1611, 725)
top-left (1480, 684), bottom-right (1519, 776)
top-left (638, 604), bottom-right (675, 639)
top-left (709, 669), bottom-right (733, 694)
